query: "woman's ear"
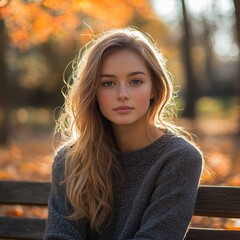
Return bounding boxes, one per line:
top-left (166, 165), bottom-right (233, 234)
top-left (150, 90), bottom-right (155, 99)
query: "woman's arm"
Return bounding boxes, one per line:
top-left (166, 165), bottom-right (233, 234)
top-left (132, 146), bottom-right (203, 240)
top-left (43, 148), bottom-right (88, 240)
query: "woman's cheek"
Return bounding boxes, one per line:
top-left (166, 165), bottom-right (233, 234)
top-left (97, 91), bottom-right (114, 109)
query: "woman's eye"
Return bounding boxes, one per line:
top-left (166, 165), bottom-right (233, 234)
top-left (102, 81), bottom-right (114, 87)
top-left (131, 80), bottom-right (143, 85)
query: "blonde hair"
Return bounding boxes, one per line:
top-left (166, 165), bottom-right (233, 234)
top-left (56, 27), bottom-right (185, 232)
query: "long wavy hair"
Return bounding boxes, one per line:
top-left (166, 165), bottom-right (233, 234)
top-left (56, 27), bottom-right (184, 232)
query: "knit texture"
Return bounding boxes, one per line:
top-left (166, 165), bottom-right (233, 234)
top-left (44, 132), bottom-right (203, 240)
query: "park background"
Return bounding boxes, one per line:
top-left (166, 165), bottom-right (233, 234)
top-left (0, 0), bottom-right (240, 231)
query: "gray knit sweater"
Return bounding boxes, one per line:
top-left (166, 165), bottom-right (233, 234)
top-left (44, 132), bottom-right (203, 240)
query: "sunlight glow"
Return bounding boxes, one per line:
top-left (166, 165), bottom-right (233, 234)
top-left (152, 0), bottom-right (179, 21)
top-left (187, 0), bottom-right (212, 13)
top-left (152, 0), bottom-right (237, 60)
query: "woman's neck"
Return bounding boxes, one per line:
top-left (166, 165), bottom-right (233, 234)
top-left (112, 124), bottom-right (164, 153)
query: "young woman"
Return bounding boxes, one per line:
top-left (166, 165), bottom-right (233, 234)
top-left (44, 27), bottom-right (203, 240)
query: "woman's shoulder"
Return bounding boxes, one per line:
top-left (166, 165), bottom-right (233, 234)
top-left (172, 134), bottom-right (202, 156)
top-left (165, 133), bottom-right (203, 169)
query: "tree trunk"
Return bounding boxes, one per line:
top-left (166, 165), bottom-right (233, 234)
top-left (202, 15), bottom-right (215, 91)
top-left (0, 19), bottom-right (10, 145)
top-left (233, 0), bottom-right (240, 135)
top-left (230, 0), bottom-right (240, 174)
top-left (180, 0), bottom-right (198, 119)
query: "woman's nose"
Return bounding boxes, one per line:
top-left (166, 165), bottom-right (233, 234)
top-left (117, 85), bottom-right (129, 100)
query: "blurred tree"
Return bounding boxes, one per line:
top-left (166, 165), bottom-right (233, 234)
top-left (0, 18), bottom-right (10, 145)
top-left (201, 14), bottom-right (215, 91)
top-left (180, 0), bottom-right (198, 119)
top-left (233, 0), bottom-right (240, 134)
top-left (0, 0), bottom-right (156, 50)
top-left (234, 0), bottom-right (240, 51)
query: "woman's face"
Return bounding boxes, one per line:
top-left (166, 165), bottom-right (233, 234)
top-left (96, 49), bottom-right (154, 128)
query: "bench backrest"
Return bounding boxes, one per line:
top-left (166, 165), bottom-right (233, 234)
top-left (0, 181), bottom-right (240, 240)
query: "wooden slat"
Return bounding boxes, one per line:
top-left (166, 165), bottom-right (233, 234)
top-left (0, 181), bottom-right (50, 206)
top-left (1, 182), bottom-right (239, 217)
top-left (195, 186), bottom-right (240, 218)
top-left (186, 227), bottom-right (240, 240)
top-left (0, 217), bottom-right (46, 240)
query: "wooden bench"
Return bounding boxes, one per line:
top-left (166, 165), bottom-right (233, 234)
top-left (0, 181), bottom-right (240, 240)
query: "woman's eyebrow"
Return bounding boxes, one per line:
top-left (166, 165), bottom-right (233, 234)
top-left (100, 71), bottom-right (146, 78)
top-left (100, 74), bottom-right (116, 78)
top-left (127, 71), bottom-right (146, 76)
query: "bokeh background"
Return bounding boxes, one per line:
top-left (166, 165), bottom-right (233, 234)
top-left (0, 0), bottom-right (240, 230)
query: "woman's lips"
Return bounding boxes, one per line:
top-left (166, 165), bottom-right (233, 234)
top-left (114, 106), bottom-right (134, 114)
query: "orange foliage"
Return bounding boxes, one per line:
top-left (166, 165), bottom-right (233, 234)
top-left (0, 133), bottom-right (53, 181)
top-left (0, 0), bottom-right (157, 50)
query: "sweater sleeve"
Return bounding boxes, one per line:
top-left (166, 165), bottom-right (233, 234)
top-left (43, 148), bottom-right (88, 240)
top-left (131, 145), bottom-right (203, 240)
